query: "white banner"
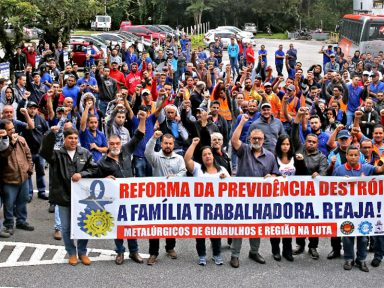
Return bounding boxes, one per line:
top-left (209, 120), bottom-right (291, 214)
top-left (0, 62), bottom-right (10, 80)
top-left (71, 176), bottom-right (384, 239)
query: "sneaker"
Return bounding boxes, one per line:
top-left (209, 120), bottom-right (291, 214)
top-left (79, 255), bottom-right (91, 265)
top-left (0, 229), bottom-right (11, 238)
top-left (343, 260), bottom-right (354, 270)
top-left (166, 249), bottom-right (177, 259)
top-left (4, 227), bottom-right (14, 235)
top-left (53, 229), bottom-right (62, 240)
top-left (198, 256), bottom-right (206, 266)
top-left (212, 255), bottom-right (223, 265)
top-left (371, 258), bottom-right (381, 267)
top-left (292, 245), bottom-right (304, 255)
top-left (16, 222), bottom-right (34, 231)
top-left (309, 248), bottom-right (319, 260)
top-left (356, 259), bottom-right (369, 272)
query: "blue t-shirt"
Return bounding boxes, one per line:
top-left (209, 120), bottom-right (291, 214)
top-left (77, 76), bottom-right (97, 93)
top-left (79, 128), bottom-right (107, 162)
top-left (62, 85), bottom-right (80, 108)
top-left (275, 50), bottom-right (285, 65)
top-left (258, 49), bottom-right (267, 64)
top-left (332, 163), bottom-right (376, 176)
top-left (131, 114), bottom-right (157, 157)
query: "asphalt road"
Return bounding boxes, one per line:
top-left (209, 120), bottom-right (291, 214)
top-left (1, 39), bottom-right (382, 288)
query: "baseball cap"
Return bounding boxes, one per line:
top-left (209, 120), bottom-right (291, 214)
top-left (266, 66), bottom-right (273, 71)
top-left (27, 101), bottom-right (39, 108)
top-left (363, 70), bottom-right (370, 76)
top-left (287, 84), bottom-right (295, 91)
top-left (264, 82), bottom-right (272, 87)
top-left (371, 71), bottom-right (380, 77)
top-left (196, 107), bottom-right (207, 112)
top-left (336, 130), bottom-right (351, 140)
top-left (261, 102), bottom-right (272, 109)
top-left (141, 89), bottom-right (151, 96)
top-left (255, 74), bottom-right (262, 79)
top-left (330, 54), bottom-right (336, 58)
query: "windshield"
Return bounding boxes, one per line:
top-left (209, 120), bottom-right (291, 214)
top-left (367, 22), bottom-right (384, 40)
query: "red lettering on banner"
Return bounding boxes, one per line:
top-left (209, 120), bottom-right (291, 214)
top-left (120, 183), bottom-right (128, 198)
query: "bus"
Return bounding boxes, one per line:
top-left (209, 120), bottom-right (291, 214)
top-left (338, 14), bottom-right (384, 57)
top-left (91, 15), bottom-right (111, 31)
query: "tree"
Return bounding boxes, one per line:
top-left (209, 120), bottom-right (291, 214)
top-left (0, 0), bottom-right (39, 62)
top-left (185, 0), bottom-right (212, 32)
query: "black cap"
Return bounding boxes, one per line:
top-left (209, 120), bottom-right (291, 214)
top-left (27, 101), bottom-right (39, 108)
top-left (138, 105), bottom-right (149, 112)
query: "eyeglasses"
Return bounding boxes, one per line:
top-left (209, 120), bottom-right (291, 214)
top-left (250, 137), bottom-right (264, 141)
top-left (361, 146), bottom-right (372, 149)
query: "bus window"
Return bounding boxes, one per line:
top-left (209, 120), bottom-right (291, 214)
top-left (368, 23), bottom-right (384, 40)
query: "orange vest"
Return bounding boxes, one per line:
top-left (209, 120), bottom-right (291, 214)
top-left (265, 93), bottom-right (281, 118)
top-left (373, 143), bottom-right (384, 166)
top-left (280, 96), bottom-right (298, 122)
top-left (330, 96), bottom-right (347, 113)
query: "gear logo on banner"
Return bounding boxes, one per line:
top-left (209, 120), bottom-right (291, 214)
top-left (77, 180), bottom-right (114, 237)
top-left (358, 221), bottom-right (373, 236)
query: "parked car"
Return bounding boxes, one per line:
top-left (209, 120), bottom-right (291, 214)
top-left (120, 26), bottom-right (166, 42)
top-left (203, 30), bottom-right (236, 49)
top-left (216, 26), bottom-right (256, 46)
top-left (94, 33), bottom-right (131, 47)
top-left (155, 25), bottom-right (180, 38)
top-left (144, 25), bottom-right (174, 38)
top-left (68, 41), bottom-right (104, 68)
top-left (70, 35), bottom-right (108, 59)
top-left (117, 32), bottom-right (149, 51)
top-left (120, 20), bottom-right (132, 29)
top-left (244, 23), bottom-right (257, 34)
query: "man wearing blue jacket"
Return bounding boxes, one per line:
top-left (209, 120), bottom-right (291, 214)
top-left (227, 38), bottom-right (239, 77)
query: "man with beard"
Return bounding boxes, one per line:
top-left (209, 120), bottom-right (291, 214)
top-left (233, 100), bottom-right (259, 143)
top-left (106, 107), bottom-right (130, 145)
top-left (94, 110), bottom-right (147, 265)
top-left (62, 75), bottom-right (81, 110)
top-left (291, 107), bottom-right (328, 260)
top-left (125, 62), bottom-right (142, 97)
top-left (248, 102), bottom-right (285, 153)
top-left (359, 98), bottom-right (380, 138)
top-left (109, 61), bottom-right (126, 90)
top-left (79, 102), bottom-right (108, 162)
top-left (20, 102), bottom-right (49, 201)
top-left (144, 130), bottom-right (187, 265)
top-left (308, 115), bottom-right (330, 156)
top-left (230, 114), bottom-right (280, 268)
top-left (242, 77), bottom-right (261, 102)
top-left (210, 100), bottom-right (229, 148)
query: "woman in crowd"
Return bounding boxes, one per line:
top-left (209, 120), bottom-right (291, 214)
top-left (184, 137), bottom-right (230, 266)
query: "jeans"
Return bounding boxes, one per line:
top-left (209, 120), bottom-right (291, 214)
top-left (2, 180), bottom-right (29, 228)
top-left (276, 63), bottom-right (283, 75)
top-left (132, 156), bottom-right (153, 177)
top-left (58, 205), bottom-right (88, 256)
top-left (231, 238), bottom-right (260, 258)
top-left (373, 236), bottom-right (384, 261)
top-left (196, 238), bottom-right (221, 257)
top-left (98, 100), bottom-right (110, 116)
top-left (114, 239), bottom-right (139, 254)
top-left (270, 238), bottom-right (292, 254)
top-left (28, 154), bottom-right (46, 197)
top-left (346, 110), bottom-right (354, 128)
top-left (343, 236), bottom-right (368, 261)
top-left (296, 237), bottom-right (319, 249)
top-left (282, 122), bottom-right (292, 137)
top-left (148, 238), bottom-right (176, 256)
top-left (54, 205), bottom-right (62, 231)
top-left (229, 57), bottom-right (239, 76)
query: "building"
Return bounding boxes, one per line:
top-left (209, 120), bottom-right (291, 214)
top-left (354, 0), bottom-right (384, 14)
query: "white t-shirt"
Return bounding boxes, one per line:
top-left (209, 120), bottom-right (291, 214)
top-left (67, 150), bottom-right (76, 160)
top-left (277, 157), bottom-right (296, 176)
top-left (192, 161), bottom-right (230, 178)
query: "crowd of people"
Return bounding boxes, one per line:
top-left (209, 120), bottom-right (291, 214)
top-left (0, 33), bottom-right (384, 272)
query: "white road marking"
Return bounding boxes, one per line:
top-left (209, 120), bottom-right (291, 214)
top-left (0, 242), bottom-right (149, 267)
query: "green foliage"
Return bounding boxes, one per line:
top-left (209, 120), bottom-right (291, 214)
top-left (0, 0), bottom-right (39, 61)
top-left (255, 33), bottom-right (288, 39)
top-left (191, 34), bottom-right (204, 49)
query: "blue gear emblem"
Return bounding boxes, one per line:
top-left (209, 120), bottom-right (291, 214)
top-left (358, 221), bottom-right (373, 235)
top-left (77, 180), bottom-right (114, 237)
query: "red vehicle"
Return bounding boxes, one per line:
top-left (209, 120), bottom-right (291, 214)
top-left (120, 20), bottom-right (132, 29)
top-left (68, 42), bottom-right (104, 68)
top-left (119, 25), bottom-right (166, 42)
